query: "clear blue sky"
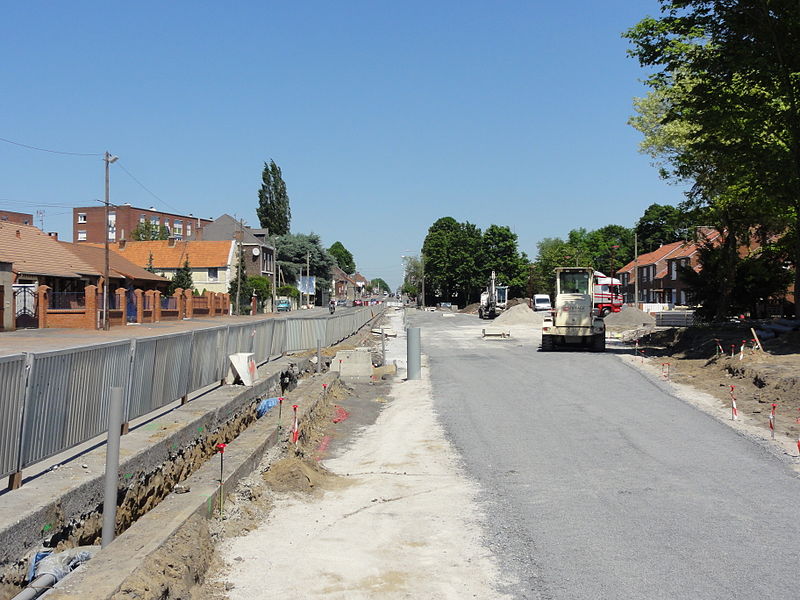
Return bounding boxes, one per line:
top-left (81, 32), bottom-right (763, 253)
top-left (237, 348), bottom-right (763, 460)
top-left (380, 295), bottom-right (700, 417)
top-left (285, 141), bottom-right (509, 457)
top-left (1, 1), bottom-right (678, 290)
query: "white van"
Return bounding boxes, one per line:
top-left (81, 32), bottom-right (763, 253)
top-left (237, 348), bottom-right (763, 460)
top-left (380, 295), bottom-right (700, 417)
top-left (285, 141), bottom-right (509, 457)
top-left (533, 294), bottom-right (552, 311)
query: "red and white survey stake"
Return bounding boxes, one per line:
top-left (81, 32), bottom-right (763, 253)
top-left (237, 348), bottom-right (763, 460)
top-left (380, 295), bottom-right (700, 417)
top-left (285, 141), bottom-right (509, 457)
top-left (769, 403), bottom-right (777, 439)
top-left (291, 404), bottom-right (300, 446)
top-left (729, 385), bottom-right (738, 421)
top-left (661, 362), bottom-right (670, 381)
top-left (739, 340), bottom-right (746, 361)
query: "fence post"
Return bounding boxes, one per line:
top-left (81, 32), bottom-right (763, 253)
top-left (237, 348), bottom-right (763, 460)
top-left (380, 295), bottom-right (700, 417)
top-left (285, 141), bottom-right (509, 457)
top-left (153, 290), bottom-right (162, 322)
top-left (316, 338), bottom-right (322, 374)
top-left (85, 284), bottom-right (98, 330)
top-left (121, 339), bottom-right (136, 434)
top-left (174, 288), bottom-right (184, 319)
top-left (184, 289), bottom-right (194, 319)
top-left (102, 387), bottom-right (124, 548)
top-left (134, 289), bottom-right (144, 324)
top-left (37, 285), bottom-right (49, 329)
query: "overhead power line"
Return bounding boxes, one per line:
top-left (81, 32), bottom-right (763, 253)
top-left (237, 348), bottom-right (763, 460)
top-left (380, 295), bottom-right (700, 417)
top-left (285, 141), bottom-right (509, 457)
top-left (0, 136), bottom-right (102, 157)
top-left (116, 162), bottom-right (184, 214)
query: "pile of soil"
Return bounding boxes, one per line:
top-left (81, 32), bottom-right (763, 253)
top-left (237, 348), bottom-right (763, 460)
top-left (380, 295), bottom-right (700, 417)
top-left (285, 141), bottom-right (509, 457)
top-left (261, 457), bottom-right (342, 495)
top-left (604, 306), bottom-right (656, 331)
top-left (494, 303), bottom-right (546, 326)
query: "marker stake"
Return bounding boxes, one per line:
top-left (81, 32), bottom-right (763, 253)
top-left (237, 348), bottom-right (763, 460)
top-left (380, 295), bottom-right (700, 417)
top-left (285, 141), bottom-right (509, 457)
top-left (291, 405), bottom-right (300, 446)
top-left (729, 385), bottom-right (738, 421)
top-left (769, 404), bottom-right (776, 440)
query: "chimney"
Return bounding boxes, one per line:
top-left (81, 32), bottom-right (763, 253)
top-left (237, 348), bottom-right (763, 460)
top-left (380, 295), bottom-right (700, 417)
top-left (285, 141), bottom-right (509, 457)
top-left (48, 232), bottom-right (58, 240)
top-left (119, 239), bottom-right (127, 250)
top-left (168, 236), bottom-right (177, 247)
top-left (15, 230), bottom-right (20, 239)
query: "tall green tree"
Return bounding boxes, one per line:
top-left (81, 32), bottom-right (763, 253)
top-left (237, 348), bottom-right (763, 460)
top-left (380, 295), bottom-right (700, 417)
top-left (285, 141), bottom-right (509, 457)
top-left (481, 225), bottom-right (529, 297)
top-left (402, 255), bottom-right (423, 299)
top-left (635, 204), bottom-right (686, 252)
top-left (168, 258), bottom-right (193, 295)
top-left (370, 278), bottom-right (390, 294)
top-left (328, 241), bottom-right (356, 274)
top-left (274, 232), bottom-right (337, 298)
top-left (256, 160), bottom-right (291, 235)
top-left (131, 220), bottom-right (169, 241)
top-left (625, 0), bottom-right (800, 314)
top-left (421, 217), bottom-right (485, 306)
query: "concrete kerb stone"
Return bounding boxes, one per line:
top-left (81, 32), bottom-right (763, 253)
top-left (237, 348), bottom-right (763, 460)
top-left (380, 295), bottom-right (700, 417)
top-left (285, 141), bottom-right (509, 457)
top-left (0, 354), bottom-right (314, 595)
top-left (46, 369), bottom-right (339, 600)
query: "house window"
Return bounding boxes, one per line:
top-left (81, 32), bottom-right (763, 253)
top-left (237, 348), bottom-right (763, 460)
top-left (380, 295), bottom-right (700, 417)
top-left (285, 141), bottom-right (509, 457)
top-left (77, 213), bottom-right (87, 223)
top-left (108, 212), bottom-right (116, 241)
top-left (208, 267), bottom-right (219, 281)
top-left (151, 216), bottom-right (159, 225)
top-left (670, 261), bottom-right (676, 280)
top-left (186, 223), bottom-right (192, 237)
top-left (77, 230), bottom-right (87, 241)
top-left (139, 214), bottom-right (146, 223)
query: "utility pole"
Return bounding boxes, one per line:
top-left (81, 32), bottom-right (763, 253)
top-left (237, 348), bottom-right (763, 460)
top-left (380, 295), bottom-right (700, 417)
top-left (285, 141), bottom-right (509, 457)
top-left (420, 252), bottom-right (425, 309)
top-left (235, 218), bottom-right (243, 315)
top-left (103, 151), bottom-right (118, 331)
top-left (634, 232), bottom-right (639, 308)
top-left (306, 251), bottom-right (310, 308)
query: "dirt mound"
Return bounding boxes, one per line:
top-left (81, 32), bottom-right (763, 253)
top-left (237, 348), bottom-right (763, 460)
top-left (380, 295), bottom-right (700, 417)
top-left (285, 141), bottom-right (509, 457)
top-left (460, 302), bottom-right (479, 314)
top-left (604, 306), bottom-right (655, 330)
top-left (494, 303), bottom-right (546, 326)
top-left (262, 457), bottom-right (341, 495)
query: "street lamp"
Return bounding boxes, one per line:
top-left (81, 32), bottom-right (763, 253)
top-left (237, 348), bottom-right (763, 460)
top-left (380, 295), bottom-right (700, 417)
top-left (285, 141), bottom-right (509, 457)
top-left (103, 151), bottom-right (118, 331)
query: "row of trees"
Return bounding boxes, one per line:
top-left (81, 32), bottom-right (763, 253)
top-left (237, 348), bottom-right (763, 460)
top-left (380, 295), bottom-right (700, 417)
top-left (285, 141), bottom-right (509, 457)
top-left (404, 217), bottom-right (529, 307)
top-left (623, 0), bottom-right (800, 319)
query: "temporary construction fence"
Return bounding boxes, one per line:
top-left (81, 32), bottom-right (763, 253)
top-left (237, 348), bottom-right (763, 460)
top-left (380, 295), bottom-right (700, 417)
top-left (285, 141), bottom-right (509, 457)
top-left (0, 307), bottom-right (382, 487)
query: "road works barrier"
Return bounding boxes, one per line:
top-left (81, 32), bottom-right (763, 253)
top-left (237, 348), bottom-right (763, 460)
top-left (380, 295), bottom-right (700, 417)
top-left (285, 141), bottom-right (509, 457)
top-left (0, 307), bottom-right (383, 489)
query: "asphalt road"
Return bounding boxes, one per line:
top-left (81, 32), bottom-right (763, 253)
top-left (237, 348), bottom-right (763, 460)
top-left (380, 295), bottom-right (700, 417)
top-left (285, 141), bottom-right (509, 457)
top-left (406, 310), bottom-right (800, 599)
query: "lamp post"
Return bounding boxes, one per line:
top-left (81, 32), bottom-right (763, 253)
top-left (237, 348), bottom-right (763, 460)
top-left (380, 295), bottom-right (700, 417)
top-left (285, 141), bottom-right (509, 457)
top-left (103, 151), bottom-right (118, 331)
top-left (610, 245), bottom-right (620, 278)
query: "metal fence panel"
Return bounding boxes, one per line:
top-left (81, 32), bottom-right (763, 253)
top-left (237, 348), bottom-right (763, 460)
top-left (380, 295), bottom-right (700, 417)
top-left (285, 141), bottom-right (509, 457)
top-left (189, 326), bottom-right (228, 391)
top-left (252, 320), bottom-right (275, 363)
top-left (0, 355), bottom-right (27, 477)
top-left (270, 319), bottom-right (287, 359)
top-left (226, 323), bottom-right (255, 356)
top-left (128, 333), bottom-right (192, 420)
top-left (21, 341), bottom-right (130, 469)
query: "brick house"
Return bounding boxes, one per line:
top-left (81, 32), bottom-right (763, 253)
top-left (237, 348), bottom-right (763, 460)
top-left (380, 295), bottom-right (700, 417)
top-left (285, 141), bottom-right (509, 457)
top-left (618, 228), bottom-right (721, 306)
top-left (331, 265), bottom-right (358, 301)
top-left (73, 204), bottom-right (212, 243)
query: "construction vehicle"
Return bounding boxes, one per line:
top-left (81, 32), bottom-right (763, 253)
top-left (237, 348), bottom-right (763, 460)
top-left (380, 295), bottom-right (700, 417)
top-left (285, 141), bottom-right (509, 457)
top-left (541, 267), bottom-right (605, 351)
top-left (478, 270), bottom-right (508, 319)
top-left (594, 271), bottom-right (623, 316)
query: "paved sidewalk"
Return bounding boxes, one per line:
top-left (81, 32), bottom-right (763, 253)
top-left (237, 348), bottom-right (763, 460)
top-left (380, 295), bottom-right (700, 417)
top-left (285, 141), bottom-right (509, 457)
top-left (0, 307), bottom-right (329, 356)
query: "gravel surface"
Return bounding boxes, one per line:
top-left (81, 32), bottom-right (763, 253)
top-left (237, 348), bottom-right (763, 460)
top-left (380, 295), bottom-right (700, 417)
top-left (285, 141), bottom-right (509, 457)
top-left (214, 310), bottom-right (511, 599)
top-left (408, 310), bottom-right (800, 599)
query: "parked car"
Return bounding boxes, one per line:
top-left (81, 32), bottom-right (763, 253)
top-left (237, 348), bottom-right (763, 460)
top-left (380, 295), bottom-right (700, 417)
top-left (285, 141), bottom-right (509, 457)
top-left (353, 299), bottom-right (364, 306)
top-left (336, 299), bottom-right (347, 307)
top-left (533, 294), bottom-right (552, 311)
top-left (276, 299), bottom-right (292, 312)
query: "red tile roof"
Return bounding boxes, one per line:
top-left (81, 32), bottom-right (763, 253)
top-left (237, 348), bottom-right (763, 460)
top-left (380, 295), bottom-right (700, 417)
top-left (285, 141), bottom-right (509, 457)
top-left (84, 240), bottom-right (235, 269)
top-left (61, 242), bottom-right (168, 283)
top-left (0, 222), bottom-right (99, 278)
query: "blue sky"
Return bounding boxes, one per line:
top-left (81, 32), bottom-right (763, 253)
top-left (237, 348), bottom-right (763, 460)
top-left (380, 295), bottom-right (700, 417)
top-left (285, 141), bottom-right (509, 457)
top-left (1, 1), bottom-right (678, 289)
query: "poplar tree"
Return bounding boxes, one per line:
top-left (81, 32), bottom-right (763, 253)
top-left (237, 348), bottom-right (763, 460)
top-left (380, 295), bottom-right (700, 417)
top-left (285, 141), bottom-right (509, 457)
top-left (256, 160), bottom-right (291, 235)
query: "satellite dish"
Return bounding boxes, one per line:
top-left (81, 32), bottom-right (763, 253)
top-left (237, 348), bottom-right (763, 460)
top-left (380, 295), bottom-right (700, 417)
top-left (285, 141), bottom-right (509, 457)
top-left (252, 247), bottom-right (261, 256)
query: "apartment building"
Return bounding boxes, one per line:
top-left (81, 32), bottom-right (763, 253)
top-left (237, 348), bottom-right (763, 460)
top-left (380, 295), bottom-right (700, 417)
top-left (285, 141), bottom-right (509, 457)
top-left (73, 204), bottom-right (212, 243)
